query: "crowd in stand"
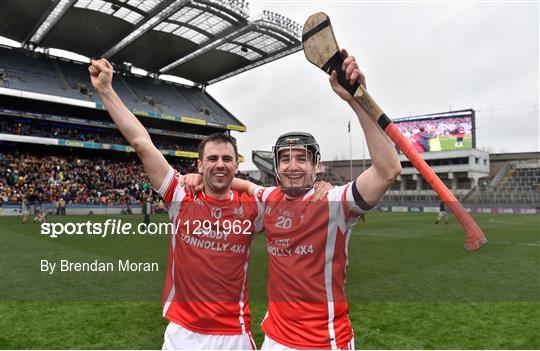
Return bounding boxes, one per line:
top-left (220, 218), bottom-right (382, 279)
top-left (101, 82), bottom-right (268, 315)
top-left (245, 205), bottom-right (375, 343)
top-left (0, 119), bottom-right (199, 152)
top-left (0, 151), bottom-right (197, 206)
top-left (0, 151), bottom-right (261, 206)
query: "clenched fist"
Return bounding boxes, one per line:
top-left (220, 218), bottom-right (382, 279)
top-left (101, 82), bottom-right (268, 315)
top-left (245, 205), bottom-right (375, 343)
top-left (88, 58), bottom-right (113, 92)
top-left (329, 48), bottom-right (366, 104)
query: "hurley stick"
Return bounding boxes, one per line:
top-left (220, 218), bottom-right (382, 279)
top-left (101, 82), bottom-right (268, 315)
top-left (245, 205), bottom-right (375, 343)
top-left (302, 12), bottom-right (487, 251)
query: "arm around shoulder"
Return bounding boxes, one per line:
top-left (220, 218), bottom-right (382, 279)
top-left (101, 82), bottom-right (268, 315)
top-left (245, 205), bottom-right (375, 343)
top-left (231, 178), bottom-right (259, 196)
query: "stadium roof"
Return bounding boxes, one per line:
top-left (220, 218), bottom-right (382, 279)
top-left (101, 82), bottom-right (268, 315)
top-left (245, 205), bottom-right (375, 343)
top-left (0, 0), bottom-right (301, 85)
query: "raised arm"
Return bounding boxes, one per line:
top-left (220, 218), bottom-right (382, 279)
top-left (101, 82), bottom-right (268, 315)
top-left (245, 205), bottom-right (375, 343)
top-left (329, 49), bottom-right (401, 206)
top-left (89, 58), bottom-right (170, 190)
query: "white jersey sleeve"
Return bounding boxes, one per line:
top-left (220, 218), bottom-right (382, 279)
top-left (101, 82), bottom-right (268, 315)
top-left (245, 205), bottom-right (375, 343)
top-left (156, 166), bottom-right (187, 221)
top-left (328, 182), bottom-right (371, 233)
top-left (253, 186), bottom-right (276, 233)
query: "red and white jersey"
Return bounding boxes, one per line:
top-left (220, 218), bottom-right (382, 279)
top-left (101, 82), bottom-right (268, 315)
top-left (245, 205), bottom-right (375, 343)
top-left (256, 183), bottom-right (365, 349)
top-left (158, 167), bottom-right (263, 335)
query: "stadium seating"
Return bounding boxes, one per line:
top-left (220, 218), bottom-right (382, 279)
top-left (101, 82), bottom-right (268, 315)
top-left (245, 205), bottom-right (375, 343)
top-left (122, 75), bottom-right (194, 116)
top-left (318, 164), bottom-right (346, 185)
top-left (0, 46), bottom-right (239, 125)
top-left (0, 118), bottom-right (199, 152)
top-left (381, 191), bottom-right (443, 207)
top-left (472, 162), bottom-right (540, 206)
top-left (0, 48), bottom-right (83, 100)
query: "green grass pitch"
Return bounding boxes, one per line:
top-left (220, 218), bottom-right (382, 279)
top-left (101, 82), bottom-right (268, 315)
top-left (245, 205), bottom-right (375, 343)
top-left (438, 135), bottom-right (473, 151)
top-left (1, 211), bottom-right (539, 349)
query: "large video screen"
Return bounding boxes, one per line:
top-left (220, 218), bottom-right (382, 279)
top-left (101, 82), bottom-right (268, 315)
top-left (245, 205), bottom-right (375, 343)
top-left (393, 109), bottom-right (475, 152)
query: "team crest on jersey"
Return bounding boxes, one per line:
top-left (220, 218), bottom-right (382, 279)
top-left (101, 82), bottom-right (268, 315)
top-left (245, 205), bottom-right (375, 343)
top-left (211, 207), bottom-right (223, 219)
top-left (193, 198), bottom-right (205, 207)
top-left (233, 206), bottom-right (244, 218)
top-left (269, 238), bottom-right (289, 247)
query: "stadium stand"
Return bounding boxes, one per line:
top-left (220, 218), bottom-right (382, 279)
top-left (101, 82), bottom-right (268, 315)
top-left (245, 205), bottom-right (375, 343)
top-left (0, 149), bottom-right (260, 207)
top-left (0, 43), bottom-right (262, 209)
top-left (318, 164), bottom-right (346, 186)
top-left (0, 117), bottom-right (199, 151)
top-left (0, 151), bottom-right (196, 206)
top-left (122, 74), bottom-right (197, 116)
top-left (1, 48), bottom-right (82, 100)
top-left (472, 161), bottom-right (540, 206)
top-left (0, 46), bottom-right (242, 125)
top-left (251, 149), bottom-right (539, 209)
top-left (0, 42), bottom-right (256, 208)
top-left (0, 42), bottom-right (268, 209)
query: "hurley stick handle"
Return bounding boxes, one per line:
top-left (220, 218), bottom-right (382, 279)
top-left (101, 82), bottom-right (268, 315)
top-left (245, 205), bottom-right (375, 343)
top-left (353, 85), bottom-right (384, 121)
top-left (354, 83), bottom-right (486, 251)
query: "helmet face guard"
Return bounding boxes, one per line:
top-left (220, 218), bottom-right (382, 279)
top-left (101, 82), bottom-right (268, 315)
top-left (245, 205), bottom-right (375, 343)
top-left (273, 132), bottom-right (321, 197)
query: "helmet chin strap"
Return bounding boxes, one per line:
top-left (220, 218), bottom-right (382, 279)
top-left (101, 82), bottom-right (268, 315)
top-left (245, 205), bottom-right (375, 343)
top-left (280, 186), bottom-right (311, 197)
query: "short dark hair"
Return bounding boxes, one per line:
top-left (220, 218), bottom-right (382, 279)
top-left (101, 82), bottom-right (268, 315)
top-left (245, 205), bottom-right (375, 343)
top-left (198, 133), bottom-right (238, 160)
